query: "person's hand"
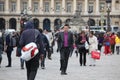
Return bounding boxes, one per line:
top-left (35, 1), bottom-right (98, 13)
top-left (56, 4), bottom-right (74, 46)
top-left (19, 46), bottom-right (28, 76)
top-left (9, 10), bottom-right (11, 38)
top-left (95, 49), bottom-right (98, 51)
top-left (81, 40), bottom-right (85, 43)
top-left (40, 54), bottom-right (44, 60)
top-left (4, 45), bottom-right (7, 52)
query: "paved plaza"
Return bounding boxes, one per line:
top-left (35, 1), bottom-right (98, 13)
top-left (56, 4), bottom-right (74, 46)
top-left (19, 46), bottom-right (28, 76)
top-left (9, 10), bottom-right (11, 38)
top-left (0, 45), bottom-right (120, 80)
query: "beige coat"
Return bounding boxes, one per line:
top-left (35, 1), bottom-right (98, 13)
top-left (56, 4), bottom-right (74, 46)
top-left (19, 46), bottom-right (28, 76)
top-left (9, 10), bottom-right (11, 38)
top-left (89, 35), bottom-right (98, 53)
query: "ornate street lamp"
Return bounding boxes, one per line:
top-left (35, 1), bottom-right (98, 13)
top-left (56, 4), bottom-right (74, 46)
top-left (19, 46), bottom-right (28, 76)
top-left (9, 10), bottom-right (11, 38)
top-left (101, 6), bottom-right (105, 30)
top-left (106, 0), bottom-right (112, 31)
top-left (20, 9), bottom-right (32, 29)
top-left (20, 10), bottom-right (27, 29)
top-left (88, 9), bottom-right (93, 32)
top-left (69, 9), bottom-right (86, 33)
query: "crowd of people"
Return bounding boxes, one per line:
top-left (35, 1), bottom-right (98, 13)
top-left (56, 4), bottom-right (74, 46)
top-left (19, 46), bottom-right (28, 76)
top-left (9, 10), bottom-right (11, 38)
top-left (0, 20), bottom-right (120, 80)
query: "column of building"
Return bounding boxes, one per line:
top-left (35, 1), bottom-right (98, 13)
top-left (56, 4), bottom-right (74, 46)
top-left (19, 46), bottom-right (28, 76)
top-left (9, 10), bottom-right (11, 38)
top-left (17, 0), bottom-right (21, 14)
top-left (111, 0), bottom-right (115, 13)
top-left (28, 0), bottom-right (32, 14)
top-left (40, 0), bottom-right (43, 14)
top-left (73, 0), bottom-right (77, 14)
top-left (111, 0), bottom-right (116, 26)
top-left (95, 0), bottom-right (100, 27)
top-left (96, 0), bottom-right (99, 15)
top-left (84, 0), bottom-right (88, 15)
top-left (51, 0), bottom-right (54, 14)
top-left (5, 0), bottom-right (9, 29)
top-left (62, 0), bottom-right (66, 14)
top-left (51, 0), bottom-right (54, 30)
top-left (39, 0), bottom-right (43, 29)
top-left (5, 0), bottom-right (9, 14)
top-left (16, 0), bottom-right (21, 31)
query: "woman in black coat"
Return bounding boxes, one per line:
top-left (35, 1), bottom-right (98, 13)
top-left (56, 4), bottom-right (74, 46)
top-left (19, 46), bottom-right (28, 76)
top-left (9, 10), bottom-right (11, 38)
top-left (76, 31), bottom-right (88, 66)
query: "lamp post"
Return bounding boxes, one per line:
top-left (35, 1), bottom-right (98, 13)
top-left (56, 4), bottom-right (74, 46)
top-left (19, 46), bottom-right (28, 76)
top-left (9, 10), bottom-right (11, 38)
top-left (88, 9), bottom-right (93, 32)
top-left (69, 9), bottom-right (86, 33)
top-left (101, 7), bottom-right (105, 31)
top-left (20, 9), bottom-right (31, 29)
top-left (106, 0), bottom-right (112, 32)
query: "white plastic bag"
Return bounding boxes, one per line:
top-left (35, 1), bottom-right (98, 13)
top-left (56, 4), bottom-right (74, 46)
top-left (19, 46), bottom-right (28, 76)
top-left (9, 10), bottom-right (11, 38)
top-left (85, 41), bottom-right (89, 49)
top-left (21, 42), bottom-right (39, 61)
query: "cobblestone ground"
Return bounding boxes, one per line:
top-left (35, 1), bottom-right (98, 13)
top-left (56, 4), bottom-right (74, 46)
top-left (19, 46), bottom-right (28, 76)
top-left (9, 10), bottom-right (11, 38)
top-left (0, 45), bottom-right (120, 80)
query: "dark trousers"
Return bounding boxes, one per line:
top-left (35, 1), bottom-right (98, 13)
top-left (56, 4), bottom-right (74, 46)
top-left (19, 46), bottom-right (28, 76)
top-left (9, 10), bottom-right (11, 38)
top-left (116, 46), bottom-right (120, 55)
top-left (6, 46), bottom-right (13, 66)
top-left (60, 47), bottom-right (70, 73)
top-left (0, 52), bottom-right (2, 65)
top-left (26, 61), bottom-right (39, 80)
top-left (27, 69), bottom-right (37, 80)
top-left (41, 58), bottom-right (45, 67)
top-left (111, 44), bottom-right (115, 54)
top-left (98, 44), bottom-right (102, 51)
top-left (79, 52), bottom-right (86, 66)
top-left (78, 48), bottom-right (86, 66)
top-left (41, 53), bottom-right (46, 68)
top-left (20, 58), bottom-right (24, 68)
top-left (46, 47), bottom-right (51, 59)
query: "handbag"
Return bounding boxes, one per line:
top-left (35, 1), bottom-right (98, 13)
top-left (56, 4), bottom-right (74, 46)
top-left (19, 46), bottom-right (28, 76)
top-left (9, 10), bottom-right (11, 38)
top-left (77, 44), bottom-right (85, 49)
top-left (91, 50), bottom-right (100, 60)
top-left (21, 42), bottom-right (39, 61)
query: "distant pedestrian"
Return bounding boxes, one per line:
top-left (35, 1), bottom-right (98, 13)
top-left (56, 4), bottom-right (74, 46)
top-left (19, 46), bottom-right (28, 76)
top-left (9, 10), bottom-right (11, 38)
top-left (115, 32), bottom-right (120, 55)
top-left (16, 31), bottom-right (25, 69)
top-left (19, 20), bottom-right (44, 80)
top-left (39, 28), bottom-right (49, 69)
top-left (110, 32), bottom-right (116, 54)
top-left (43, 30), bottom-right (53, 60)
top-left (75, 31), bottom-right (88, 66)
top-left (97, 33), bottom-right (104, 51)
top-left (89, 31), bottom-right (98, 66)
top-left (58, 24), bottom-right (73, 75)
top-left (5, 33), bottom-right (14, 67)
top-left (104, 32), bottom-right (111, 55)
top-left (0, 31), bottom-right (3, 67)
top-left (55, 30), bottom-right (62, 52)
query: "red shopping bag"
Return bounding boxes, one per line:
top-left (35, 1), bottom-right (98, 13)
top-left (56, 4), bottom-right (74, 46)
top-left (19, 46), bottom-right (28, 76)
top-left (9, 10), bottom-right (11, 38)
top-left (91, 51), bottom-right (100, 60)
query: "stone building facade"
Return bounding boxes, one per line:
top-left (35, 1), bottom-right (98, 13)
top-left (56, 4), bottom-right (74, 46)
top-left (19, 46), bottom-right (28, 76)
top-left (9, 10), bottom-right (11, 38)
top-left (0, 0), bottom-right (120, 31)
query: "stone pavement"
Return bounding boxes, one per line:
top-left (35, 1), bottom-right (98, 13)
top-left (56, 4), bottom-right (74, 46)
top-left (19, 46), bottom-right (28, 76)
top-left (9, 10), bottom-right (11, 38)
top-left (0, 47), bottom-right (120, 80)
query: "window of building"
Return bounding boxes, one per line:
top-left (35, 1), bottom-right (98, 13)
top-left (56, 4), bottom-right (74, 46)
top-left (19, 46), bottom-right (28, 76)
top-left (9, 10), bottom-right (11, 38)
top-left (99, 2), bottom-right (105, 12)
top-left (0, 2), bottom-right (4, 12)
top-left (22, 2), bottom-right (28, 11)
top-left (66, 2), bottom-right (72, 13)
top-left (115, 0), bottom-right (119, 10)
top-left (55, 2), bottom-right (61, 12)
top-left (115, 22), bottom-right (119, 25)
top-left (11, 2), bottom-right (16, 12)
top-left (88, 2), bottom-right (94, 12)
top-left (44, 2), bottom-right (49, 12)
top-left (33, 2), bottom-right (39, 13)
top-left (77, 2), bottom-right (82, 11)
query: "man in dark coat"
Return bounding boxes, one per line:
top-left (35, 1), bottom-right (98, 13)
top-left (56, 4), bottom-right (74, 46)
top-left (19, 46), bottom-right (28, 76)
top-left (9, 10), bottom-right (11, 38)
top-left (0, 36), bottom-right (3, 67)
top-left (58, 24), bottom-right (73, 75)
top-left (19, 20), bottom-right (44, 80)
top-left (38, 28), bottom-right (49, 69)
top-left (5, 33), bottom-right (14, 67)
